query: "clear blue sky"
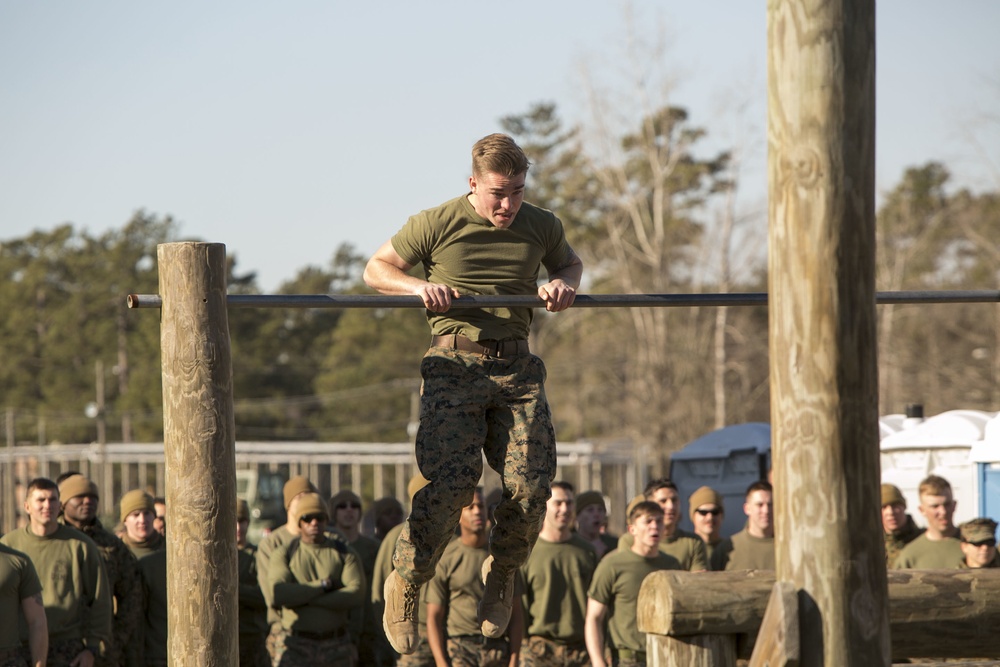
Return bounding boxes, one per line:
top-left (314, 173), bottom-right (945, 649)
top-left (2, 1), bottom-right (998, 292)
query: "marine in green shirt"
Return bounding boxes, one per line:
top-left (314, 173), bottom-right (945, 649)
top-left (427, 488), bottom-right (520, 667)
top-left (617, 479), bottom-right (708, 572)
top-left (721, 481), bottom-right (776, 572)
top-left (520, 481), bottom-right (597, 667)
top-left (1, 478), bottom-right (111, 667)
top-left (237, 499), bottom-right (269, 667)
top-left (586, 501), bottom-right (680, 667)
top-left (120, 489), bottom-right (168, 667)
top-left (0, 541), bottom-right (47, 666)
top-left (269, 493), bottom-right (365, 666)
top-left (893, 475), bottom-right (962, 570)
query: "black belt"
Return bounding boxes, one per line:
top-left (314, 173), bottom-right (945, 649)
top-left (431, 334), bottom-right (529, 359)
top-left (290, 626), bottom-right (347, 641)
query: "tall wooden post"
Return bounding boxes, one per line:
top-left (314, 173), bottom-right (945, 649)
top-left (158, 242), bottom-right (238, 666)
top-left (767, 1), bottom-right (888, 665)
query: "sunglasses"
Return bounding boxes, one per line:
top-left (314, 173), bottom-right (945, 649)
top-left (966, 539), bottom-right (996, 548)
top-left (336, 502), bottom-right (362, 510)
top-left (694, 508), bottom-right (722, 516)
top-left (299, 514), bottom-right (326, 524)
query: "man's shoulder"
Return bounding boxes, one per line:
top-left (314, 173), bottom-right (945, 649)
top-left (0, 539), bottom-right (33, 564)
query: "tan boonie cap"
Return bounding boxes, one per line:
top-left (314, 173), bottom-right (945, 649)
top-left (59, 474), bottom-right (99, 501)
top-left (959, 518), bottom-right (997, 543)
top-left (881, 483), bottom-right (906, 508)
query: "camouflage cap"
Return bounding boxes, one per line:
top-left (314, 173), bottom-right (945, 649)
top-left (959, 518), bottom-right (997, 543)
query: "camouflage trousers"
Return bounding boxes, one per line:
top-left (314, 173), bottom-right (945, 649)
top-left (521, 636), bottom-right (591, 667)
top-left (272, 628), bottom-right (355, 667)
top-left (447, 635), bottom-right (511, 667)
top-left (239, 631), bottom-right (270, 667)
top-left (395, 348), bottom-right (556, 583)
top-left (47, 639), bottom-right (88, 667)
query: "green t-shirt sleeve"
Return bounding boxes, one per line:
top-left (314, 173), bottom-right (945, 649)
top-left (587, 558), bottom-right (615, 606)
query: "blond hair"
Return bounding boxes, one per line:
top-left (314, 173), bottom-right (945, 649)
top-left (471, 133), bottom-right (530, 178)
top-left (918, 474), bottom-right (952, 498)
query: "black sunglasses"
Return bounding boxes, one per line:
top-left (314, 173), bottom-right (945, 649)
top-left (694, 508), bottom-right (722, 516)
top-left (336, 502), bottom-right (362, 510)
top-left (966, 538), bottom-right (996, 548)
top-left (299, 514), bottom-right (326, 524)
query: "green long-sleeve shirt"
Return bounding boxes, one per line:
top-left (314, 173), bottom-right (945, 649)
top-left (270, 536), bottom-right (365, 633)
top-left (1, 524), bottom-right (112, 651)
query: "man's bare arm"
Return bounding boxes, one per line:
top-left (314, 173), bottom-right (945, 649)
top-left (539, 249), bottom-right (584, 312)
top-left (364, 240), bottom-right (459, 313)
top-left (584, 597), bottom-right (609, 667)
top-left (22, 593), bottom-right (48, 667)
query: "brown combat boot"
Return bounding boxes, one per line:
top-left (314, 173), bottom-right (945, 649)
top-left (478, 555), bottom-right (514, 638)
top-left (383, 570), bottom-right (420, 654)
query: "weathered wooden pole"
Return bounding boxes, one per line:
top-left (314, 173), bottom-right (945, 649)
top-left (767, 1), bottom-right (888, 665)
top-left (159, 242), bottom-right (238, 666)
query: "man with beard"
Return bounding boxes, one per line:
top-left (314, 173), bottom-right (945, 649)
top-left (880, 483), bottom-right (924, 567)
top-left (58, 475), bottom-right (142, 667)
top-left (894, 475), bottom-right (963, 569)
top-left (427, 488), bottom-right (521, 667)
top-left (1, 478), bottom-right (111, 667)
top-left (520, 482), bottom-right (596, 667)
top-left (269, 493), bottom-right (365, 666)
top-left (617, 479), bottom-right (707, 572)
top-left (119, 489), bottom-right (167, 667)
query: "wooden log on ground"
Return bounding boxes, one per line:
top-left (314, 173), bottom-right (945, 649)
top-left (159, 242), bottom-right (238, 667)
top-left (749, 581), bottom-right (799, 667)
top-left (767, 0), bottom-right (885, 664)
top-left (639, 570), bottom-right (1000, 660)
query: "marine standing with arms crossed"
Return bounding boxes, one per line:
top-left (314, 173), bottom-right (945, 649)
top-left (364, 133), bottom-right (583, 654)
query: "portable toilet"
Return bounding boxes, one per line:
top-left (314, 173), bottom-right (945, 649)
top-left (879, 409), bottom-right (997, 526)
top-left (969, 412), bottom-right (1000, 521)
top-left (669, 423), bottom-right (771, 538)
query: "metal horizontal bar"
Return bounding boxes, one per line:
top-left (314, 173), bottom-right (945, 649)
top-left (127, 290), bottom-right (1000, 310)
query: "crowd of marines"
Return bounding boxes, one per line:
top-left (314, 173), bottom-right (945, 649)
top-left (0, 469), bottom-right (995, 667)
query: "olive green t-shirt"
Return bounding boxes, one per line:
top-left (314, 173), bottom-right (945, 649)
top-left (722, 529), bottom-right (775, 571)
top-left (391, 194), bottom-right (573, 341)
top-left (1, 525), bottom-right (112, 650)
top-left (425, 539), bottom-right (489, 637)
top-left (617, 529), bottom-right (708, 572)
top-left (270, 536), bottom-right (366, 633)
top-left (520, 534), bottom-right (597, 644)
top-left (587, 549), bottom-right (680, 652)
top-left (893, 533), bottom-right (964, 569)
top-left (0, 542), bottom-right (42, 650)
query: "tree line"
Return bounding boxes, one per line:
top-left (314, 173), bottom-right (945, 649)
top-left (2, 102), bottom-right (997, 471)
